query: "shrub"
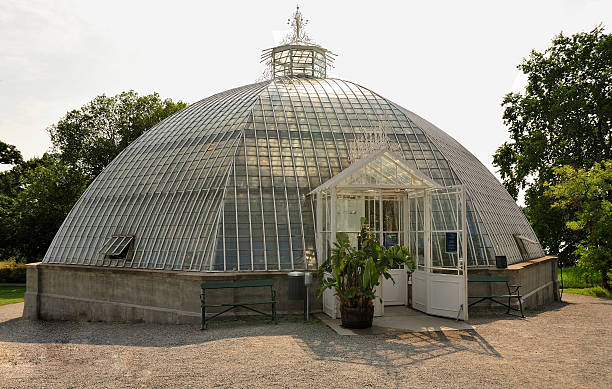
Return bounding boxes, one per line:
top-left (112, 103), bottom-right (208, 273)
top-left (0, 261), bottom-right (26, 283)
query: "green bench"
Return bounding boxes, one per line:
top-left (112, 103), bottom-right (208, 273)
top-left (468, 276), bottom-right (524, 318)
top-left (200, 280), bottom-right (277, 330)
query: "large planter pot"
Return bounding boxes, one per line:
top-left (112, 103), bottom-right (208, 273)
top-left (340, 299), bottom-right (374, 329)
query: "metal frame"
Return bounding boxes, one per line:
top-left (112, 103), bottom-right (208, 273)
top-left (43, 74), bottom-right (542, 272)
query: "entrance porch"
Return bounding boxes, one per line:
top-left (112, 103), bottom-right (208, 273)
top-left (310, 151), bottom-right (469, 321)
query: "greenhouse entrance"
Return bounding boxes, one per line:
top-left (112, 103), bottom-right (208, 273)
top-left (311, 151), bottom-right (468, 320)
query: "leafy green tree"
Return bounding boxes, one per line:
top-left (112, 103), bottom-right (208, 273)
top-left (0, 193), bottom-right (18, 259)
top-left (1, 91), bottom-right (185, 261)
top-left (10, 154), bottom-right (88, 260)
top-left (547, 161), bottom-right (612, 290)
top-left (48, 90), bottom-right (186, 179)
top-left (0, 156), bottom-right (46, 198)
top-left (0, 141), bottom-right (23, 165)
top-left (493, 26), bottom-right (612, 265)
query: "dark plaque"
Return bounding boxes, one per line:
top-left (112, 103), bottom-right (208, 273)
top-left (445, 232), bottom-right (457, 254)
top-left (384, 233), bottom-right (398, 249)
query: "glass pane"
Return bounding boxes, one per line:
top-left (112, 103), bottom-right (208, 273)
top-left (336, 195), bottom-right (363, 232)
top-left (383, 200), bottom-right (399, 231)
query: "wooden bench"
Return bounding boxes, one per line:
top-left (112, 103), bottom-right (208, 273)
top-left (468, 276), bottom-right (524, 318)
top-left (200, 280), bottom-right (277, 330)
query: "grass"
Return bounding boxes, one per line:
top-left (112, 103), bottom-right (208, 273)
top-left (558, 266), bottom-right (603, 288)
top-left (0, 285), bottom-right (26, 306)
top-left (558, 266), bottom-right (611, 299)
top-left (563, 287), bottom-right (612, 299)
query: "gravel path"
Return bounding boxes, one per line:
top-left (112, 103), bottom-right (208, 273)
top-left (1, 294), bottom-right (610, 388)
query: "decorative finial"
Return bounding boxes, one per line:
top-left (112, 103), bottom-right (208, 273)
top-left (285, 5), bottom-right (311, 44)
top-left (259, 5), bottom-right (336, 81)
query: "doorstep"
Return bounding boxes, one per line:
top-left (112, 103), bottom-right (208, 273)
top-left (316, 306), bottom-right (473, 335)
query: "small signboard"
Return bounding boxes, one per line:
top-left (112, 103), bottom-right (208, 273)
top-left (384, 233), bottom-right (398, 249)
top-left (445, 232), bottom-right (457, 254)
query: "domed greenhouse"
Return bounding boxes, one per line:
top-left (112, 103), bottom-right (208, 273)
top-left (25, 8), bottom-right (557, 324)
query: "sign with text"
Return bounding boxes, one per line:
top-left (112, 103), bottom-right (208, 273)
top-left (384, 233), bottom-right (398, 249)
top-left (445, 232), bottom-right (457, 254)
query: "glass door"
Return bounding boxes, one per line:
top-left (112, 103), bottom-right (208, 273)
top-left (410, 185), bottom-right (468, 320)
top-left (382, 194), bottom-right (407, 306)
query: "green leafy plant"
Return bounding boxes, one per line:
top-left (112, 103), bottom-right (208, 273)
top-left (0, 261), bottom-right (26, 283)
top-left (316, 221), bottom-right (414, 307)
top-left (547, 161), bottom-right (612, 290)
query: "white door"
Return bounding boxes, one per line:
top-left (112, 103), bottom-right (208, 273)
top-left (322, 273), bottom-right (338, 319)
top-left (428, 273), bottom-right (465, 318)
top-left (383, 267), bottom-right (407, 305)
top-left (410, 186), bottom-right (468, 320)
top-left (411, 269), bottom-right (427, 312)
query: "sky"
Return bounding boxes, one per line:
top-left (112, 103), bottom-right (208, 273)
top-left (1, 0), bottom-right (611, 182)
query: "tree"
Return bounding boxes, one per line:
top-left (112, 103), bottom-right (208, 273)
top-left (547, 161), bottom-right (612, 290)
top-left (48, 90), bottom-right (186, 179)
top-left (0, 91), bottom-right (185, 261)
top-left (0, 153), bottom-right (87, 260)
top-left (10, 154), bottom-right (88, 260)
top-left (493, 26), bottom-right (612, 264)
top-left (0, 141), bottom-right (23, 165)
top-left (0, 193), bottom-right (17, 259)
top-left (0, 149), bottom-right (49, 259)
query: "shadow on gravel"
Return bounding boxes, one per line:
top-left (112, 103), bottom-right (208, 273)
top-left (295, 329), bottom-right (501, 368)
top-left (468, 300), bottom-right (570, 324)
top-left (0, 312), bottom-right (500, 368)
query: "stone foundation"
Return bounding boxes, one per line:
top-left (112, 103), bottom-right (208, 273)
top-left (23, 263), bottom-right (320, 325)
top-left (467, 256), bottom-right (559, 310)
top-left (23, 256), bottom-right (558, 325)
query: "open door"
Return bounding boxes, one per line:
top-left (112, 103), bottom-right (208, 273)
top-left (322, 277), bottom-right (337, 318)
top-left (411, 185), bottom-right (468, 320)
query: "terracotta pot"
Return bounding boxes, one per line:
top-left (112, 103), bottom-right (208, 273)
top-left (340, 299), bottom-right (374, 329)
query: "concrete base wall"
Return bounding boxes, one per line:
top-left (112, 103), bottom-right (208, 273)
top-left (467, 256), bottom-right (559, 310)
top-left (23, 263), bottom-right (321, 325)
top-left (24, 256), bottom-right (559, 325)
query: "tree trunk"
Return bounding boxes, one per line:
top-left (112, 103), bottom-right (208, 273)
top-left (602, 268), bottom-right (611, 291)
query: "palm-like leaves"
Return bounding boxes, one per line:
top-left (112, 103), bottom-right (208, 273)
top-left (316, 223), bottom-right (415, 306)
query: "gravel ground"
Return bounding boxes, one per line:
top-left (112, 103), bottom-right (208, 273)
top-left (0, 294), bottom-right (610, 388)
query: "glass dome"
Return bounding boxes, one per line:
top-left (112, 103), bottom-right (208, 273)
top-left (42, 10), bottom-right (544, 272)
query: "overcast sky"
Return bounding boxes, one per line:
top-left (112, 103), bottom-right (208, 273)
top-left (1, 0), bottom-right (611, 179)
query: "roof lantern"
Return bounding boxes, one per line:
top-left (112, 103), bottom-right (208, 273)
top-left (261, 6), bottom-right (336, 79)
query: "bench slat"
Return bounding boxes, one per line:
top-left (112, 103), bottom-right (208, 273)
top-left (204, 300), bottom-right (276, 307)
top-left (468, 276), bottom-right (509, 282)
top-left (469, 295), bottom-right (521, 299)
top-left (201, 280), bottom-right (273, 289)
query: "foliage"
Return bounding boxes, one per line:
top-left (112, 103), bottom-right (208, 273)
top-left (0, 156), bottom-right (47, 198)
top-left (493, 26), bottom-right (612, 264)
top-left (0, 194), bottom-right (18, 259)
top-left (0, 286), bottom-right (26, 306)
top-left (10, 154), bottom-right (88, 260)
top-left (0, 154), bottom-right (85, 260)
top-left (548, 161), bottom-right (612, 290)
top-left (0, 90), bottom-right (185, 261)
top-left (563, 287), bottom-right (612, 299)
top-left (0, 141), bottom-right (23, 165)
top-left (48, 90), bottom-right (186, 179)
top-left (316, 221), bottom-right (414, 306)
top-left (0, 261), bottom-right (26, 284)
top-left (558, 266), bottom-right (609, 289)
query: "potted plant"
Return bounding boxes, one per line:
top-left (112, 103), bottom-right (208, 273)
top-left (316, 222), bottom-right (414, 329)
